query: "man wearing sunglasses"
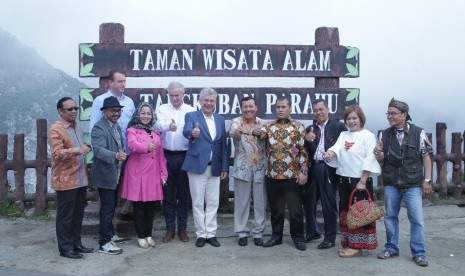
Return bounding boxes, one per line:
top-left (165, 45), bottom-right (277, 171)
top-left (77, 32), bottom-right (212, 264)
top-left (48, 97), bottom-right (93, 259)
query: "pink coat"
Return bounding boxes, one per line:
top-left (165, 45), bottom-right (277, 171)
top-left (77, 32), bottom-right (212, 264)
top-left (121, 127), bottom-right (167, 202)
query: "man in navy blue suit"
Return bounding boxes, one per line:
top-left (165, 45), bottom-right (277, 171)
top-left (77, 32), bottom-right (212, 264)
top-left (182, 87), bottom-right (229, 248)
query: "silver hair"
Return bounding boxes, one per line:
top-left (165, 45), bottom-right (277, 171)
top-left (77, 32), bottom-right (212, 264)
top-left (167, 81), bottom-right (185, 94)
top-left (199, 87), bottom-right (217, 100)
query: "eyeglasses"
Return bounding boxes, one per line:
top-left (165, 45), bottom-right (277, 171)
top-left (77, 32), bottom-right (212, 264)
top-left (107, 109), bottom-right (122, 114)
top-left (64, 107), bottom-right (79, 112)
top-left (386, 112), bottom-right (402, 117)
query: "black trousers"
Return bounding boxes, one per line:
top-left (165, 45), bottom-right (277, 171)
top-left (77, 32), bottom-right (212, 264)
top-left (163, 151), bottom-right (190, 231)
top-left (304, 163), bottom-right (338, 242)
top-left (265, 177), bottom-right (304, 241)
top-left (133, 201), bottom-right (157, 239)
top-left (98, 188), bottom-right (117, 246)
top-left (56, 186), bottom-right (87, 253)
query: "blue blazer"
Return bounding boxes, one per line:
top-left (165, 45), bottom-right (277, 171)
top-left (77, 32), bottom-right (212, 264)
top-left (182, 111), bottom-right (228, 176)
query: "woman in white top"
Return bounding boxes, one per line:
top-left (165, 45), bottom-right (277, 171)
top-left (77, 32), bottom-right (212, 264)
top-left (323, 105), bottom-right (381, 257)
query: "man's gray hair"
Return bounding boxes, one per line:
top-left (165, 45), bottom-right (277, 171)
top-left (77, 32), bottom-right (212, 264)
top-left (199, 87), bottom-right (217, 100)
top-left (167, 81), bottom-right (185, 94)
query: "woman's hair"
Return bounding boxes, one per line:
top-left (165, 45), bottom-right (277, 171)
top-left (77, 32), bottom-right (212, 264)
top-left (343, 105), bottom-right (366, 128)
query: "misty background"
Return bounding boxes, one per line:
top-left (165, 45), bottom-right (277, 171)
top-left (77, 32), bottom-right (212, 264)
top-left (0, 0), bottom-right (464, 191)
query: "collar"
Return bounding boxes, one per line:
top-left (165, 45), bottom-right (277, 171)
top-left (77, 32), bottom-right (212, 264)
top-left (242, 116), bottom-right (257, 124)
top-left (59, 118), bottom-right (75, 129)
top-left (202, 112), bottom-right (214, 120)
top-left (108, 90), bottom-right (126, 100)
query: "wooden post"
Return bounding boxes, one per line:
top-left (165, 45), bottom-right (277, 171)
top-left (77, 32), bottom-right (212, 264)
top-left (13, 134), bottom-right (26, 211)
top-left (34, 119), bottom-right (48, 215)
top-left (315, 28), bottom-right (340, 89)
top-left (450, 132), bottom-right (463, 199)
top-left (0, 134), bottom-right (8, 204)
top-left (435, 123), bottom-right (448, 196)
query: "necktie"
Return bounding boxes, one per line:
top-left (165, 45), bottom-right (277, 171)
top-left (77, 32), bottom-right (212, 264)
top-left (396, 129), bottom-right (404, 145)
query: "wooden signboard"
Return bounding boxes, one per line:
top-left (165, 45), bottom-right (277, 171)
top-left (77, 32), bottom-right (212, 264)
top-left (79, 43), bottom-right (359, 78)
top-left (79, 87), bottom-right (359, 121)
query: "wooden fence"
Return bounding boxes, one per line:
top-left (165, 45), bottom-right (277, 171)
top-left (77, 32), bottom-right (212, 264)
top-left (0, 119), bottom-right (464, 215)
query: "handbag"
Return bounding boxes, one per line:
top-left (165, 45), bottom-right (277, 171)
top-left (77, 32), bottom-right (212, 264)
top-left (346, 188), bottom-right (384, 230)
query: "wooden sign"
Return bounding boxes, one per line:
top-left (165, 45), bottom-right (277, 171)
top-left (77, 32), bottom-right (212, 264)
top-left (79, 87), bottom-right (359, 121)
top-left (79, 43), bottom-right (359, 78)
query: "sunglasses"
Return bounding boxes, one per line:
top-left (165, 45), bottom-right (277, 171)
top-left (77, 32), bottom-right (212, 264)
top-left (64, 107), bottom-right (79, 112)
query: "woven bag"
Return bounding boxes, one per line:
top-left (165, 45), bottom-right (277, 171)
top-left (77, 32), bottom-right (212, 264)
top-left (346, 188), bottom-right (384, 230)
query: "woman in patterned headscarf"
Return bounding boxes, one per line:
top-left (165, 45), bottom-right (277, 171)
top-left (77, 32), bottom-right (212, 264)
top-left (121, 102), bottom-right (167, 249)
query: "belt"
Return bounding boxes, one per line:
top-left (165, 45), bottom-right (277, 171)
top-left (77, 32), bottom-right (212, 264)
top-left (163, 149), bottom-right (187, 155)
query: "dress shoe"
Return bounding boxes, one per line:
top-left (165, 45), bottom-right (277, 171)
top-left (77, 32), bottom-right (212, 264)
top-left (294, 240), bottom-right (307, 251)
top-left (178, 229), bottom-right (189, 242)
top-left (162, 231), bottom-right (175, 243)
top-left (263, 238), bottom-right (282, 248)
top-left (206, 237), bottom-right (220, 247)
top-left (195, 237), bottom-right (206, 247)
top-left (238, 237), bottom-right (248, 246)
top-left (60, 251), bottom-right (83, 259)
top-left (253, 238), bottom-right (264, 246)
top-left (304, 234), bottom-right (322, 243)
top-left (317, 240), bottom-right (335, 249)
top-left (74, 245), bottom-right (94, 253)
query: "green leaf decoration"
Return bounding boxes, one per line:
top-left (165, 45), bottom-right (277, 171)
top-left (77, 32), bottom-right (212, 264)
top-left (345, 89), bottom-right (360, 102)
top-left (80, 62), bottom-right (95, 76)
top-left (346, 47), bottom-right (359, 60)
top-left (80, 107), bottom-right (92, 121)
top-left (79, 43), bottom-right (94, 58)
top-left (80, 88), bottom-right (94, 103)
top-left (345, 63), bottom-right (359, 76)
top-left (86, 151), bottom-right (94, 164)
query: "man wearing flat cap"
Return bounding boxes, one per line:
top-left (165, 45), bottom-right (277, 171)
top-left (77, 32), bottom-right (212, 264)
top-left (91, 96), bottom-right (128, 255)
top-left (373, 98), bottom-right (433, 267)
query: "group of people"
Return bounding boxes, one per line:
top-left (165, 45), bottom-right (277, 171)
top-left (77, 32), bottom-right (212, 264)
top-left (48, 69), bottom-right (433, 267)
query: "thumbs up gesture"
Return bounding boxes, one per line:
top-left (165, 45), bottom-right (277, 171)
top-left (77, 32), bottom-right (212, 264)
top-left (169, 119), bottom-right (177, 132)
top-left (192, 122), bottom-right (200, 138)
top-left (305, 127), bottom-right (316, 142)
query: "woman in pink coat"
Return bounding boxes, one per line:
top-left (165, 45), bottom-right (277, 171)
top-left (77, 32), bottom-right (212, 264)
top-left (121, 102), bottom-right (167, 249)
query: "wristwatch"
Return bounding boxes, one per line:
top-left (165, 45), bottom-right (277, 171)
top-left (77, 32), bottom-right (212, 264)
top-left (424, 179), bottom-right (432, 184)
top-left (300, 170), bottom-right (308, 175)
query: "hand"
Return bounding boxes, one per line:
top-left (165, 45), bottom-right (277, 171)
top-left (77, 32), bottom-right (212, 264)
top-left (252, 125), bottom-right (261, 136)
top-left (220, 171), bottom-right (228, 180)
top-left (192, 122), bottom-right (200, 138)
top-left (116, 149), bottom-right (127, 161)
top-left (148, 140), bottom-right (156, 152)
top-left (373, 140), bottom-right (383, 155)
top-left (356, 181), bottom-right (366, 190)
top-left (169, 119), bottom-right (177, 132)
top-left (79, 145), bottom-right (91, 156)
top-left (422, 182), bottom-right (433, 196)
top-left (322, 151), bottom-right (333, 162)
top-left (305, 127), bottom-right (316, 142)
top-left (234, 126), bottom-right (243, 137)
top-left (296, 172), bottom-right (308, 186)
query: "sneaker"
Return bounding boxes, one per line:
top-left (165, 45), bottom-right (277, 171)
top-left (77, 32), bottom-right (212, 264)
top-left (99, 241), bottom-right (123, 255)
top-left (413, 255), bottom-right (429, 267)
top-left (377, 250), bottom-right (399, 259)
top-left (111, 234), bottom-right (130, 244)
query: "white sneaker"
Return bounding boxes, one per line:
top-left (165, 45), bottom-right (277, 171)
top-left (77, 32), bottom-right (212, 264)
top-left (146, 237), bottom-right (156, 247)
top-left (99, 241), bottom-right (123, 255)
top-left (137, 238), bottom-right (150, 249)
top-left (111, 234), bottom-right (130, 244)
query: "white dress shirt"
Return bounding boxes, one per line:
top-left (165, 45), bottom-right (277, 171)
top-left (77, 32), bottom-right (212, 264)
top-left (156, 103), bottom-right (196, 151)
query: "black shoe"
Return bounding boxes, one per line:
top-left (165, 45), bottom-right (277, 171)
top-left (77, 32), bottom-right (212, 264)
top-left (60, 251), bottom-right (83, 259)
top-left (74, 245), bottom-right (94, 254)
top-left (238, 237), bottom-right (248, 246)
top-left (195, 237), bottom-right (206, 247)
top-left (317, 240), bottom-right (335, 249)
top-left (253, 238), bottom-right (264, 246)
top-left (304, 234), bottom-right (322, 243)
top-left (294, 240), bottom-right (307, 251)
top-left (206, 237), bottom-right (220, 247)
top-left (263, 238), bottom-right (282, 248)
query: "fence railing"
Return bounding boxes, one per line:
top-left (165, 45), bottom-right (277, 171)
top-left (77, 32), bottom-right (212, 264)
top-left (0, 119), bottom-right (463, 215)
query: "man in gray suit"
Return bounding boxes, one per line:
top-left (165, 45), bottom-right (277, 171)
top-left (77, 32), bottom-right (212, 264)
top-left (91, 96), bottom-right (127, 255)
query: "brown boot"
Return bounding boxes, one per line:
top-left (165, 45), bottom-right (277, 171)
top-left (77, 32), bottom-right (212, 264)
top-left (162, 231), bottom-right (175, 243)
top-left (178, 229), bottom-right (189, 242)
